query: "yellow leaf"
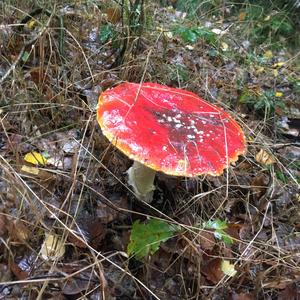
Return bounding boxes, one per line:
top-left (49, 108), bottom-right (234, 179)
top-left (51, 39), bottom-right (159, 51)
top-left (40, 234), bottom-right (65, 261)
top-left (24, 151), bottom-right (47, 165)
top-left (275, 91), bottom-right (283, 97)
top-left (185, 45), bottom-right (194, 50)
top-left (273, 69), bottom-right (279, 77)
top-left (264, 15), bottom-right (271, 21)
top-left (27, 20), bottom-right (36, 29)
top-left (255, 149), bottom-right (275, 165)
top-left (165, 31), bottom-right (173, 39)
top-left (212, 28), bottom-right (225, 35)
top-left (256, 66), bottom-right (265, 74)
top-left (264, 50), bottom-right (273, 59)
top-left (221, 42), bottom-right (229, 51)
top-left (21, 165), bottom-right (39, 175)
top-left (272, 61), bottom-right (285, 68)
top-left (221, 260), bottom-right (237, 277)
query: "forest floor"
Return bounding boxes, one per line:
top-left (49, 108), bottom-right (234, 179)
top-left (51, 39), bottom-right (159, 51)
top-left (0, 1), bottom-right (300, 299)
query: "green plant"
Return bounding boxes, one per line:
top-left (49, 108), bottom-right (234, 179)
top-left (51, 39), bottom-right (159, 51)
top-left (240, 89), bottom-right (286, 116)
top-left (253, 13), bottom-right (293, 45)
top-left (203, 219), bottom-right (233, 245)
top-left (288, 77), bottom-right (300, 94)
top-left (175, 0), bottom-right (226, 18)
top-left (276, 171), bottom-right (288, 183)
top-left (127, 219), bottom-right (180, 260)
top-left (99, 24), bottom-right (120, 49)
top-left (239, 3), bottom-right (297, 47)
top-left (173, 26), bottom-right (217, 45)
top-left (168, 64), bottom-right (190, 84)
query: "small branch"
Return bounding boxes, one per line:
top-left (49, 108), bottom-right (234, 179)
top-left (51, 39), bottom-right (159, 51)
top-left (0, 14), bottom-right (53, 85)
top-left (0, 44), bottom-right (26, 85)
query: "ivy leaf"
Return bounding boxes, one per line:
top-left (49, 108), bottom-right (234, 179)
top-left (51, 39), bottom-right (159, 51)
top-left (127, 219), bottom-right (179, 260)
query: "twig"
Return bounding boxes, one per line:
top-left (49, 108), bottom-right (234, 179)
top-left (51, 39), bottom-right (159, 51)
top-left (0, 13), bottom-right (52, 85)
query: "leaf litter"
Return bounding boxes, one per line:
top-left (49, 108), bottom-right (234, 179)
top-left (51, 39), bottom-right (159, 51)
top-left (0, 1), bottom-right (299, 299)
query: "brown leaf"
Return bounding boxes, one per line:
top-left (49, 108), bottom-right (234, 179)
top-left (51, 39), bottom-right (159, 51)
top-left (201, 257), bottom-right (223, 284)
top-left (263, 278), bottom-right (291, 289)
top-left (96, 194), bottom-right (128, 224)
top-left (255, 149), bottom-right (275, 166)
top-left (232, 292), bottom-right (255, 300)
top-left (7, 219), bottom-right (30, 243)
top-left (198, 230), bottom-right (216, 251)
top-left (0, 215), bottom-right (7, 237)
top-left (278, 283), bottom-right (300, 300)
top-left (61, 272), bottom-right (93, 295)
top-left (68, 218), bottom-right (106, 249)
top-left (251, 173), bottom-right (269, 199)
top-left (226, 223), bottom-right (243, 242)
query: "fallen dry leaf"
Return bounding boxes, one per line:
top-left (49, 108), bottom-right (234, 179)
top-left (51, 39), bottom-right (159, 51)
top-left (8, 219), bottom-right (30, 243)
top-left (61, 272), bottom-right (95, 295)
top-left (278, 283), bottom-right (300, 300)
top-left (232, 292), bottom-right (255, 300)
top-left (255, 149), bottom-right (275, 165)
top-left (273, 61), bottom-right (286, 68)
top-left (264, 50), bottom-right (273, 59)
top-left (201, 257), bottom-right (223, 284)
top-left (40, 233), bottom-right (65, 260)
top-left (251, 173), bottom-right (270, 199)
top-left (198, 230), bottom-right (216, 251)
top-left (24, 151), bottom-right (47, 165)
top-left (21, 165), bottom-right (40, 175)
top-left (68, 217), bottom-right (106, 249)
top-left (0, 215), bottom-right (7, 237)
top-left (221, 260), bottom-right (237, 277)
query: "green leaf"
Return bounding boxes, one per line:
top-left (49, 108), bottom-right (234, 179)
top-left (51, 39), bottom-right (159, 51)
top-left (204, 219), bottom-right (228, 230)
top-left (276, 171), bottom-right (288, 183)
top-left (99, 25), bottom-right (114, 43)
top-left (203, 219), bottom-right (233, 245)
top-left (21, 51), bottom-right (30, 63)
top-left (175, 27), bottom-right (199, 43)
top-left (127, 219), bottom-right (179, 260)
top-left (193, 27), bottom-right (216, 44)
top-left (215, 230), bottom-right (233, 245)
top-left (173, 26), bottom-right (216, 45)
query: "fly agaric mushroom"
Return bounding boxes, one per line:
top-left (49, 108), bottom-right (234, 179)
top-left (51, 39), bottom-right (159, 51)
top-left (97, 82), bottom-right (246, 203)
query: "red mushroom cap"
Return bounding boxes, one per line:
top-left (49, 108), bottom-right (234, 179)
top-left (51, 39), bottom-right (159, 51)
top-left (97, 82), bottom-right (246, 176)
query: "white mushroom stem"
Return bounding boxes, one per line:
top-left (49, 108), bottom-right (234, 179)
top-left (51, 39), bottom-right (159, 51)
top-left (127, 161), bottom-right (156, 203)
